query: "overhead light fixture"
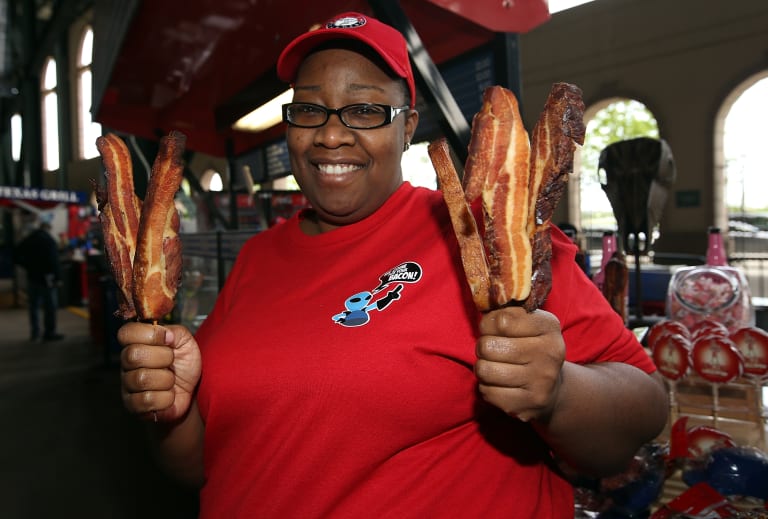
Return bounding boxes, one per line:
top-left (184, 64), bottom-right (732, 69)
top-left (233, 88), bottom-right (293, 132)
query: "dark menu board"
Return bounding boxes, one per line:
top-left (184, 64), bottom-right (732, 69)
top-left (265, 140), bottom-right (291, 179)
top-left (442, 48), bottom-right (495, 121)
top-left (413, 46), bottom-right (495, 142)
top-left (234, 147), bottom-right (266, 184)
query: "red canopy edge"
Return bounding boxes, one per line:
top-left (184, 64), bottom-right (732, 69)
top-left (93, 0), bottom-right (551, 157)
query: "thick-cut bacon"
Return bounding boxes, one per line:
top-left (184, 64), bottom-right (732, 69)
top-left (132, 131), bottom-right (186, 321)
top-left (428, 138), bottom-right (491, 309)
top-left (523, 83), bottom-right (586, 310)
top-left (464, 87), bottom-right (532, 308)
top-left (433, 83), bottom-right (584, 312)
top-left (94, 134), bottom-right (142, 319)
top-left (95, 131), bottom-right (186, 322)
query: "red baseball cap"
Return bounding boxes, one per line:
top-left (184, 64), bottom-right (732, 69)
top-left (277, 12), bottom-right (416, 108)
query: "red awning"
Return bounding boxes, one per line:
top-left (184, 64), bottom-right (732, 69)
top-left (423, 0), bottom-right (549, 32)
top-left (94, 0), bottom-right (550, 158)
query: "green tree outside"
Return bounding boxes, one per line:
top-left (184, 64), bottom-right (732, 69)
top-left (580, 99), bottom-right (659, 230)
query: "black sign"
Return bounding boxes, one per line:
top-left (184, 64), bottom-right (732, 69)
top-left (413, 46), bottom-right (495, 142)
top-left (0, 185), bottom-right (88, 204)
top-left (675, 190), bottom-right (701, 208)
top-left (265, 140), bottom-right (291, 178)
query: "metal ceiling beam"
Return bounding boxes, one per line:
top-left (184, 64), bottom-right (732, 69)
top-left (493, 32), bottom-right (523, 111)
top-left (91, 0), bottom-right (140, 124)
top-left (27, 0), bottom-right (91, 74)
top-left (367, 0), bottom-right (471, 163)
top-left (0, 0), bottom-right (9, 81)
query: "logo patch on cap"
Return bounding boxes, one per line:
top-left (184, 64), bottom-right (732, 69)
top-left (326, 15), bottom-right (367, 30)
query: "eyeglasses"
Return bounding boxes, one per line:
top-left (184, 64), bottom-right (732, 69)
top-left (282, 102), bottom-right (410, 130)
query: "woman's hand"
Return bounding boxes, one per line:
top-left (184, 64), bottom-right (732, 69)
top-left (118, 322), bottom-right (202, 422)
top-left (475, 306), bottom-right (668, 477)
top-left (474, 306), bottom-right (565, 423)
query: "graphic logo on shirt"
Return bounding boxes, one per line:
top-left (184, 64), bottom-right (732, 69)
top-left (331, 262), bottom-right (422, 327)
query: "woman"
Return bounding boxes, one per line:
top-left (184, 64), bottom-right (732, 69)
top-left (119, 12), bottom-right (667, 518)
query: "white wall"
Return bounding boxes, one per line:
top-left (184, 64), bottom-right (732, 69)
top-left (518, 0), bottom-right (768, 254)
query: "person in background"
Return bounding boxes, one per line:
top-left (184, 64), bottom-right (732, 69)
top-left (116, 12), bottom-right (668, 518)
top-left (15, 220), bottom-right (64, 342)
top-left (558, 221), bottom-right (591, 277)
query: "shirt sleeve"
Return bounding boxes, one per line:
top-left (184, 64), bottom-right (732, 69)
top-left (543, 227), bottom-right (657, 374)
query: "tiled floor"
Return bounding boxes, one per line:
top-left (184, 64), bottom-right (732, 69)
top-left (0, 297), bottom-right (199, 518)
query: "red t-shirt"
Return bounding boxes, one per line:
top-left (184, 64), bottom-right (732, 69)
top-left (195, 183), bottom-right (655, 518)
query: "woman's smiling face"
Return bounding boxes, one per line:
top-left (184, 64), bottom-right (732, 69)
top-left (286, 46), bottom-right (418, 234)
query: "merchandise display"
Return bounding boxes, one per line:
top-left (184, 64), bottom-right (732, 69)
top-left (646, 315), bottom-right (766, 435)
top-left (592, 230), bottom-right (629, 324)
top-left (575, 253), bottom-right (767, 518)
top-left (666, 227), bottom-right (755, 333)
top-left (593, 230), bottom-right (618, 293)
top-left (574, 416), bottom-right (768, 517)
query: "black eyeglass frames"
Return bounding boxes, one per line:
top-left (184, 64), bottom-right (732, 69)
top-left (282, 102), bottom-right (410, 130)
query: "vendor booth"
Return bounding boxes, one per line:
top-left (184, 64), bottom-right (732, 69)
top-left (0, 185), bottom-right (94, 308)
top-left (86, 1), bottom-right (767, 515)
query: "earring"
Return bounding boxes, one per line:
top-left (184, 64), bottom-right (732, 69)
top-left (404, 142), bottom-right (411, 152)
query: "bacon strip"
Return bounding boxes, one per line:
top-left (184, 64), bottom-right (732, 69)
top-left (132, 131), bottom-right (186, 321)
top-left (465, 87), bottom-right (532, 308)
top-left (433, 83), bottom-right (584, 312)
top-left (94, 134), bottom-right (142, 319)
top-left (523, 83), bottom-right (586, 310)
top-left (428, 138), bottom-right (492, 309)
top-left (94, 131), bottom-right (186, 322)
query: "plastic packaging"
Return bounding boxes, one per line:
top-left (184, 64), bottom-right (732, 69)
top-left (666, 227), bottom-right (755, 333)
top-left (593, 231), bottom-right (617, 293)
top-left (682, 446), bottom-right (768, 500)
top-left (603, 249), bottom-right (629, 324)
top-left (592, 231), bottom-right (629, 323)
top-left (705, 226), bottom-right (727, 266)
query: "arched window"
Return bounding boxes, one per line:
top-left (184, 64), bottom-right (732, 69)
top-left (576, 98), bottom-right (659, 237)
top-left (200, 169), bottom-right (224, 191)
top-left (716, 74), bottom-right (768, 300)
top-left (272, 175), bottom-right (300, 191)
top-left (77, 26), bottom-right (101, 159)
top-left (402, 142), bottom-right (437, 190)
top-left (11, 113), bottom-right (22, 162)
top-left (41, 57), bottom-right (59, 171)
top-left (718, 74), bottom-right (768, 230)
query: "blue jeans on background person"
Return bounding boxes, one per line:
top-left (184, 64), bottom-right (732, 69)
top-left (27, 278), bottom-right (59, 341)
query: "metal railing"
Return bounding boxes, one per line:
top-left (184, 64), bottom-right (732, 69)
top-left (583, 230), bottom-right (768, 300)
top-left (729, 255), bottom-right (768, 300)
